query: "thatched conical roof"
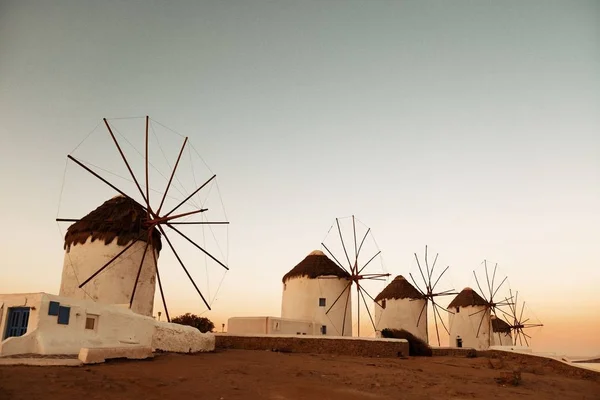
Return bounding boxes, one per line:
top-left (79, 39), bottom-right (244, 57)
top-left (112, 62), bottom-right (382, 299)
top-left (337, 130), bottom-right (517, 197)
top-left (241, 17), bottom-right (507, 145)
top-left (375, 275), bottom-right (425, 301)
top-left (64, 195), bottom-right (162, 253)
top-left (491, 315), bottom-right (511, 333)
top-left (282, 250), bottom-right (350, 283)
top-left (448, 287), bottom-right (488, 308)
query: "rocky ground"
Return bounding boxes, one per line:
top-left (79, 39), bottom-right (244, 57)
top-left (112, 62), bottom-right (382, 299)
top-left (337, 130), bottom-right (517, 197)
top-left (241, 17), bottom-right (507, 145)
top-left (0, 349), bottom-right (599, 400)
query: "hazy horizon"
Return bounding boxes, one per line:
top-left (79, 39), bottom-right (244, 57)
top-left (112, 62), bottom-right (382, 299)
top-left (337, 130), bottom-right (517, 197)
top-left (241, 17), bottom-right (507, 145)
top-left (1, 0), bottom-right (599, 357)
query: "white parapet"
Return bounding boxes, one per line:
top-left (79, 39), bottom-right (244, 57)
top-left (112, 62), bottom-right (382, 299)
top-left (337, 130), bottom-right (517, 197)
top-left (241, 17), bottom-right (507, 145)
top-left (152, 321), bottom-right (215, 353)
top-left (78, 345), bottom-right (153, 364)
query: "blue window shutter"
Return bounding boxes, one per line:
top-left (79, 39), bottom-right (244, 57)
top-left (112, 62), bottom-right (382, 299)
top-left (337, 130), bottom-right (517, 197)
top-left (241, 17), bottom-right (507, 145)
top-left (57, 306), bottom-right (71, 325)
top-left (48, 301), bottom-right (60, 316)
top-left (4, 307), bottom-right (30, 339)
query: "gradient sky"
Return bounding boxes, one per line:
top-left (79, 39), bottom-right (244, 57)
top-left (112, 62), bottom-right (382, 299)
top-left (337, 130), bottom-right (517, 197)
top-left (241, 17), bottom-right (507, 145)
top-left (1, 1), bottom-right (599, 357)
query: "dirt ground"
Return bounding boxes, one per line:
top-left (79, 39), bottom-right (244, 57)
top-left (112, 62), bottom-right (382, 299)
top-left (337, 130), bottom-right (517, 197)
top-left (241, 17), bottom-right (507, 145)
top-left (1, 349), bottom-right (599, 400)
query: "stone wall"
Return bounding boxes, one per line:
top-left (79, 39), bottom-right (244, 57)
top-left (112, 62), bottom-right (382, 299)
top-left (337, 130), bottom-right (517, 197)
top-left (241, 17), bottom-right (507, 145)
top-left (215, 334), bottom-right (410, 358)
top-left (432, 347), bottom-right (477, 357)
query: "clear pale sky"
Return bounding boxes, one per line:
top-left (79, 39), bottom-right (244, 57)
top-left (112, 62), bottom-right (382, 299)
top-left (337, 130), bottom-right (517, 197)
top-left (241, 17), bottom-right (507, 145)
top-left (1, 1), bottom-right (598, 357)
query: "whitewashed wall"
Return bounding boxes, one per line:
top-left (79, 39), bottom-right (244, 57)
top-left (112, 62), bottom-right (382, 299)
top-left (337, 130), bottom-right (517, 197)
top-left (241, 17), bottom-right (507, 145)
top-left (281, 276), bottom-right (352, 336)
top-left (227, 317), bottom-right (316, 335)
top-left (270, 317), bottom-right (316, 335)
top-left (227, 317), bottom-right (269, 334)
top-left (374, 297), bottom-right (428, 342)
top-left (60, 237), bottom-right (158, 316)
top-left (448, 305), bottom-right (491, 350)
top-left (0, 293), bottom-right (214, 356)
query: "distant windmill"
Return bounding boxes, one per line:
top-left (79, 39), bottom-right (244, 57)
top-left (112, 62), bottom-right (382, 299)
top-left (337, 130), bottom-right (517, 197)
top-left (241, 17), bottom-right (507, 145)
top-left (408, 245), bottom-right (458, 346)
top-left (470, 260), bottom-right (514, 346)
top-left (321, 216), bottom-right (390, 336)
top-left (503, 289), bottom-right (544, 346)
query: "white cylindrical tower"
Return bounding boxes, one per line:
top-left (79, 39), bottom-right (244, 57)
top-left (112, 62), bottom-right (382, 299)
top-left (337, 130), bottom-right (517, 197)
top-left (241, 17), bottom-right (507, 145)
top-left (447, 287), bottom-right (490, 350)
top-left (281, 250), bottom-right (352, 336)
top-left (59, 195), bottom-right (161, 317)
top-left (374, 275), bottom-right (428, 342)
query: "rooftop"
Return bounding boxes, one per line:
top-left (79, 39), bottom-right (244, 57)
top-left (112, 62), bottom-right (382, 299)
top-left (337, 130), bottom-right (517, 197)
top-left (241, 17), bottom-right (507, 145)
top-left (64, 195), bottom-right (162, 253)
top-left (282, 250), bottom-right (350, 283)
top-left (374, 275), bottom-right (425, 301)
top-left (448, 287), bottom-right (488, 308)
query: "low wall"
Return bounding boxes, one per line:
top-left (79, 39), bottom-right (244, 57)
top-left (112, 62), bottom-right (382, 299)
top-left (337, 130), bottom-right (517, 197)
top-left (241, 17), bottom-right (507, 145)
top-left (215, 334), bottom-right (409, 358)
top-left (152, 322), bottom-right (215, 353)
top-left (432, 347), bottom-right (478, 357)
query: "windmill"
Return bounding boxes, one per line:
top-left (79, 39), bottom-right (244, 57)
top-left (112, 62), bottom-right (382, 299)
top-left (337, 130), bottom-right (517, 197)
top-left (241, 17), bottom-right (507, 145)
top-left (503, 289), bottom-right (544, 346)
top-left (408, 245), bottom-right (458, 346)
top-left (469, 260), bottom-right (514, 346)
top-left (56, 116), bottom-right (229, 321)
top-left (320, 216), bottom-right (390, 336)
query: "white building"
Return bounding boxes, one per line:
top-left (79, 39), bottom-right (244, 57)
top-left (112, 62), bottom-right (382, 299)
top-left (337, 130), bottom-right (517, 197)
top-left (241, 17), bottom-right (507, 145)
top-left (447, 287), bottom-right (491, 350)
top-left (374, 275), bottom-right (428, 342)
top-left (281, 250), bottom-right (352, 336)
top-left (490, 315), bottom-right (513, 346)
top-left (59, 195), bottom-right (160, 317)
top-left (227, 317), bottom-right (317, 335)
top-left (0, 292), bottom-right (214, 357)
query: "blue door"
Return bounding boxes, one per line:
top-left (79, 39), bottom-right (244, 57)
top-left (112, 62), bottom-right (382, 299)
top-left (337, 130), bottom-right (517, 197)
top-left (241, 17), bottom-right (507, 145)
top-left (4, 307), bottom-right (30, 339)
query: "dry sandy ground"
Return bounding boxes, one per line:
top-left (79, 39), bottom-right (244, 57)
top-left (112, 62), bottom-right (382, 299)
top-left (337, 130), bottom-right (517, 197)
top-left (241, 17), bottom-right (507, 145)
top-left (1, 349), bottom-right (599, 400)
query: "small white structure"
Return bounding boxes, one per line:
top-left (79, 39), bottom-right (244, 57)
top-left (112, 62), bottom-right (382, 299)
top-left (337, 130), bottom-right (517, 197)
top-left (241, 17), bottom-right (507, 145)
top-left (227, 317), bottom-right (316, 335)
top-left (0, 292), bottom-right (214, 357)
top-left (374, 275), bottom-right (428, 342)
top-left (281, 250), bottom-right (352, 336)
top-left (447, 287), bottom-right (491, 350)
top-left (59, 196), bottom-right (160, 317)
top-left (490, 315), bottom-right (513, 346)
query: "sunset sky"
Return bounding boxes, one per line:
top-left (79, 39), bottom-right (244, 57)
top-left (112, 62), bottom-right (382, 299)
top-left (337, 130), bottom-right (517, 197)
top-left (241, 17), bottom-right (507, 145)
top-left (1, 1), bottom-right (598, 357)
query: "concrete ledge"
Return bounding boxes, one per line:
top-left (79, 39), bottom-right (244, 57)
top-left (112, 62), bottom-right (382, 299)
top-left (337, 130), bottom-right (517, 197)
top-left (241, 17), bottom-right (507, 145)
top-left (215, 334), bottom-right (409, 358)
top-left (0, 358), bottom-right (83, 367)
top-left (78, 346), bottom-right (153, 364)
